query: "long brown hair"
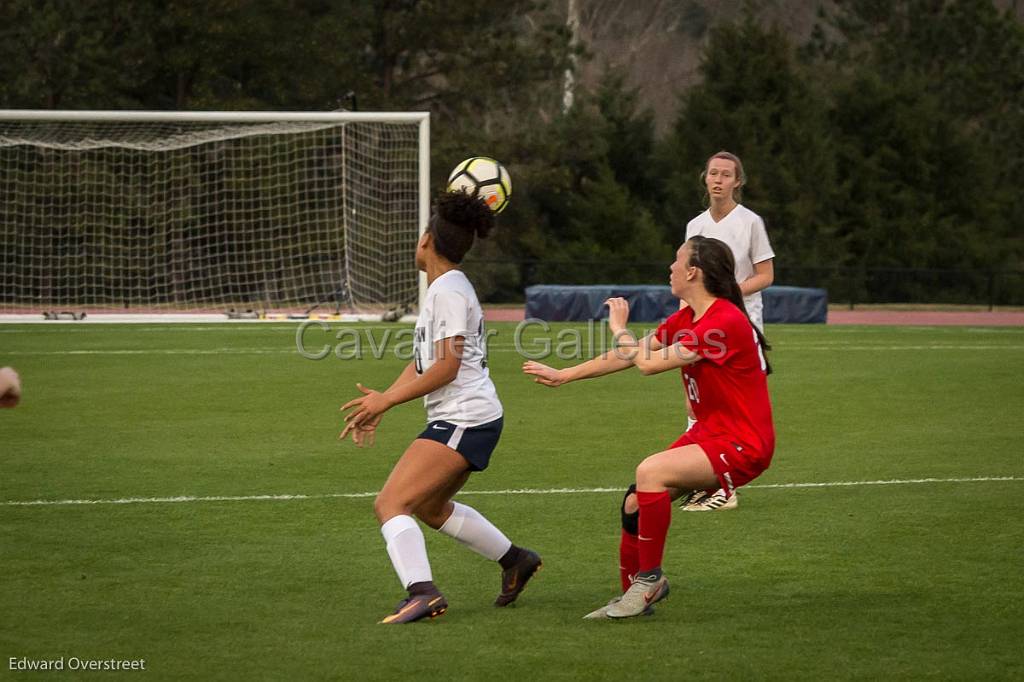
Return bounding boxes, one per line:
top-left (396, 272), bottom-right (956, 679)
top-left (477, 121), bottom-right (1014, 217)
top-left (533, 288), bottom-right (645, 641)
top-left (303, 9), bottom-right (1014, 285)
top-left (688, 235), bottom-right (772, 374)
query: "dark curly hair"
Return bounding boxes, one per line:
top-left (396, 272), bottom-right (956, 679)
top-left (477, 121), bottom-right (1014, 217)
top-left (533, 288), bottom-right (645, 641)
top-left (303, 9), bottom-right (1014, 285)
top-left (429, 190), bottom-right (494, 263)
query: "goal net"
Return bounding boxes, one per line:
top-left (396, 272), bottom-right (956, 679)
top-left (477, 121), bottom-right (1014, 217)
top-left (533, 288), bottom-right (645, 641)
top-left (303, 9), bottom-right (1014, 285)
top-left (0, 111), bottom-right (429, 318)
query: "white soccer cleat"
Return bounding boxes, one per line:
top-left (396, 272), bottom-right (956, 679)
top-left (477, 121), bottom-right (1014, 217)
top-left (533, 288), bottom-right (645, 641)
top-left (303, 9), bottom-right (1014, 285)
top-left (582, 598), bottom-right (620, 620)
top-left (582, 595), bottom-right (656, 620)
top-left (680, 488), bottom-right (737, 511)
top-left (605, 574), bottom-right (669, 619)
top-left (678, 490), bottom-right (709, 509)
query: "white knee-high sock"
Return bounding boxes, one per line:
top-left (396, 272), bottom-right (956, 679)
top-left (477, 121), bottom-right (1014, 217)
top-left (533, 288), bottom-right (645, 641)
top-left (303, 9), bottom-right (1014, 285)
top-left (438, 502), bottom-right (513, 562)
top-left (380, 515), bottom-right (432, 589)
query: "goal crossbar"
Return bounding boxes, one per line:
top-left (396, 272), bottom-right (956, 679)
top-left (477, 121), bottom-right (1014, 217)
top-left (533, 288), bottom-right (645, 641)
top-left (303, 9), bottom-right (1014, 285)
top-left (0, 110), bottom-right (430, 321)
top-left (0, 110), bottom-right (428, 124)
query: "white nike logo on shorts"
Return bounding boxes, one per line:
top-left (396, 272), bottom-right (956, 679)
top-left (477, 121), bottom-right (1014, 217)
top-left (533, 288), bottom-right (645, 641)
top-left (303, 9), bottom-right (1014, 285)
top-left (432, 424), bottom-right (449, 431)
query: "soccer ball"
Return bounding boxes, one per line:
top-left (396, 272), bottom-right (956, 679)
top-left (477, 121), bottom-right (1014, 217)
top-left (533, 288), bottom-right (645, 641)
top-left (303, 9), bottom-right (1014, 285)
top-left (447, 157), bottom-right (511, 213)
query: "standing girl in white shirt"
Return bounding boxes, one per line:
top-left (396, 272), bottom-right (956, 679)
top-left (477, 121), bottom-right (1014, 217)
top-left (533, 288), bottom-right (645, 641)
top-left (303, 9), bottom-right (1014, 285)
top-left (685, 151), bottom-right (775, 330)
top-left (339, 191), bottom-right (541, 624)
top-left (680, 151), bottom-right (775, 511)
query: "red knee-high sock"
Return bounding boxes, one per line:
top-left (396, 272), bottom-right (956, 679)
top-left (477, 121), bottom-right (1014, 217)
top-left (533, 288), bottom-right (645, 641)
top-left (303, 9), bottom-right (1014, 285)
top-left (618, 529), bottom-right (639, 592)
top-left (636, 490), bottom-right (672, 573)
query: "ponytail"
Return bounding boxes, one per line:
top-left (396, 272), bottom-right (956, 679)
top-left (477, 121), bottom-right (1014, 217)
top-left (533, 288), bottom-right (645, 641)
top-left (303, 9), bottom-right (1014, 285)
top-left (688, 236), bottom-right (772, 375)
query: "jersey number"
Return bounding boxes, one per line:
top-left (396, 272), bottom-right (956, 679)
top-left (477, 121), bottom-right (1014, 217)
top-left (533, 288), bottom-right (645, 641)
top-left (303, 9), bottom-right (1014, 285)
top-left (414, 324), bottom-right (489, 373)
top-left (685, 375), bottom-right (700, 404)
top-left (414, 327), bottom-right (426, 374)
top-left (478, 319), bottom-right (488, 369)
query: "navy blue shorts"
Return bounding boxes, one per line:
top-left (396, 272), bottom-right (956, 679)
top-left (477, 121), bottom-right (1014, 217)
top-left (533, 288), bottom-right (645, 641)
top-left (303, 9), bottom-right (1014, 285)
top-left (416, 417), bottom-right (503, 472)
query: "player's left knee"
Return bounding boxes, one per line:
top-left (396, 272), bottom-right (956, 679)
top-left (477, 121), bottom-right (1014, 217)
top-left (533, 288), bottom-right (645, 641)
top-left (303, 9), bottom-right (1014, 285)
top-left (621, 484), bottom-right (639, 534)
top-left (372, 493), bottom-right (390, 522)
top-left (622, 490), bottom-right (639, 515)
top-left (374, 490), bottom-right (413, 522)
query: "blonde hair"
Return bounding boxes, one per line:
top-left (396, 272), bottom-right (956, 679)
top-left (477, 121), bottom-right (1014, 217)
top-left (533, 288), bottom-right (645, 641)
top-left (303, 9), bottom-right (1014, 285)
top-left (700, 150), bottom-right (746, 204)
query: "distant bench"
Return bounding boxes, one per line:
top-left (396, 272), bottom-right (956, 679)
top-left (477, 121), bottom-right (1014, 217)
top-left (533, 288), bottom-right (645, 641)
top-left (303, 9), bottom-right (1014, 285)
top-left (524, 284), bottom-right (827, 323)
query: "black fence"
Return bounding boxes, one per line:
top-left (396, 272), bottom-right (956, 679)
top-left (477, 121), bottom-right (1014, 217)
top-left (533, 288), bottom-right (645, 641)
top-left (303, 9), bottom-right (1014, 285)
top-left (461, 258), bottom-right (1024, 308)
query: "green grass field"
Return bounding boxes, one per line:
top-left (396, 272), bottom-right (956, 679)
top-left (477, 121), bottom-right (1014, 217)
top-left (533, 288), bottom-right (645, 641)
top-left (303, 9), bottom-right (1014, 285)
top-left (2, 322), bottom-right (1022, 680)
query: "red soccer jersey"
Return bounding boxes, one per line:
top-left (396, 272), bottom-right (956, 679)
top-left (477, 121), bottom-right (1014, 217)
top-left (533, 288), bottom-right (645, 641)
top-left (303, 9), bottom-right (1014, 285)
top-left (655, 299), bottom-right (775, 459)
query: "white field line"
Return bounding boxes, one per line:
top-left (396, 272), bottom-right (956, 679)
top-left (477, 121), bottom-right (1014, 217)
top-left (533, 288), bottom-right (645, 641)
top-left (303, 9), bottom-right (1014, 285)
top-left (5, 344), bottom-right (1024, 357)
top-left (2, 348), bottom-right (296, 355)
top-left (757, 345), bottom-right (1024, 351)
top-left (2, 476), bottom-right (1021, 508)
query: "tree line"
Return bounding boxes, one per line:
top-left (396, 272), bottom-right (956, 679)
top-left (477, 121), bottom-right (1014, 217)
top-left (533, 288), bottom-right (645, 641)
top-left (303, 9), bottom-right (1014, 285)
top-left (1, 0), bottom-right (1021, 304)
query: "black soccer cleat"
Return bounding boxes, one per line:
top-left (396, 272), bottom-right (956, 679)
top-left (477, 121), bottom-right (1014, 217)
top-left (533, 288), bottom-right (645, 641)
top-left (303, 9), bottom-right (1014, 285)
top-left (379, 594), bottom-right (448, 624)
top-left (494, 549), bottom-right (542, 607)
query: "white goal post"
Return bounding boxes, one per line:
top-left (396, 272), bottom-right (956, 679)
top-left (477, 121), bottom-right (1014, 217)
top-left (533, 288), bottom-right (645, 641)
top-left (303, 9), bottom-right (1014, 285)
top-left (0, 110), bottom-right (429, 321)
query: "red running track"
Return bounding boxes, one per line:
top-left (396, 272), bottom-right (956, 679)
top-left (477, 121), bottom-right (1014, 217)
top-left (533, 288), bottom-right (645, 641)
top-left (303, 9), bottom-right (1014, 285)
top-left (826, 310), bottom-right (1024, 326)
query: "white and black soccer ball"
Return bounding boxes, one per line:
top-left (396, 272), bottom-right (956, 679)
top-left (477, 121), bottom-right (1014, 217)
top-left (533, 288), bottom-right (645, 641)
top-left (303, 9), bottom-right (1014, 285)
top-left (447, 157), bottom-right (511, 214)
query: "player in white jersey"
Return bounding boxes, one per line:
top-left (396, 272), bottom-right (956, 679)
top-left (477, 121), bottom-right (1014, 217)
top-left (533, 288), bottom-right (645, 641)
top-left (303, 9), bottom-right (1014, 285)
top-left (679, 151), bottom-right (774, 511)
top-left (339, 191), bottom-right (541, 624)
top-left (684, 151), bottom-right (775, 330)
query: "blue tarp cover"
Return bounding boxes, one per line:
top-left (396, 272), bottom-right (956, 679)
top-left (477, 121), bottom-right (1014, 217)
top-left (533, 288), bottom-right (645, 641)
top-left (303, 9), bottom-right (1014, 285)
top-left (524, 284), bottom-right (827, 323)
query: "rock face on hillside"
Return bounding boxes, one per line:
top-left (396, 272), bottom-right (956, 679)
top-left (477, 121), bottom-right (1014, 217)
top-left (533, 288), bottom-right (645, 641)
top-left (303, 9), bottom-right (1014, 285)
top-left (572, 0), bottom-right (1023, 134)
top-left (570, 1), bottom-right (829, 133)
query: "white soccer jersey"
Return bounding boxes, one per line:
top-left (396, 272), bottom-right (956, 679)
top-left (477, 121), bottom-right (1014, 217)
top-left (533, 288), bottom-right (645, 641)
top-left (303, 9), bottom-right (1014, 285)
top-left (414, 269), bottom-right (502, 426)
top-left (685, 204), bottom-right (775, 329)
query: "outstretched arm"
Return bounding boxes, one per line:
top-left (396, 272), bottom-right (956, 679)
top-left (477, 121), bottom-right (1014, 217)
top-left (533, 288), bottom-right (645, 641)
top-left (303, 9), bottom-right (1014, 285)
top-left (524, 297), bottom-right (668, 387)
top-left (618, 338), bottom-right (701, 376)
top-left (345, 360), bottom-right (417, 446)
top-left (523, 345), bottom-right (640, 387)
top-left (386, 360), bottom-right (419, 392)
top-left (605, 297), bottom-right (700, 376)
top-left (339, 337), bottom-right (464, 441)
top-left (378, 336), bottom-right (464, 406)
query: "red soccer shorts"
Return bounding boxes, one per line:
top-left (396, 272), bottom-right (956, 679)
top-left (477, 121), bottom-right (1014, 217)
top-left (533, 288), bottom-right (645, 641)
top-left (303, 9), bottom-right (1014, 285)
top-left (667, 430), bottom-right (770, 497)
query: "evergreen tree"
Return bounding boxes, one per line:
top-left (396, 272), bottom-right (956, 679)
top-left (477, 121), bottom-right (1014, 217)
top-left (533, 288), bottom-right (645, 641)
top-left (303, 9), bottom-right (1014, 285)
top-left (808, 0), bottom-right (1024, 275)
top-left (661, 16), bottom-right (844, 276)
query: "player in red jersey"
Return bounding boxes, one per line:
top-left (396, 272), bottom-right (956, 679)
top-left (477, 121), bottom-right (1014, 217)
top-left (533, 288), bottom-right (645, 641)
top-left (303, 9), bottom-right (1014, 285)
top-left (523, 235), bottom-right (774, 619)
